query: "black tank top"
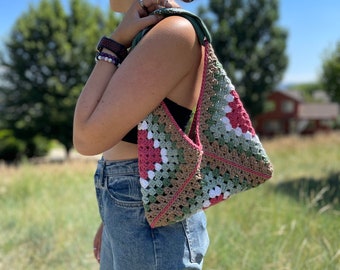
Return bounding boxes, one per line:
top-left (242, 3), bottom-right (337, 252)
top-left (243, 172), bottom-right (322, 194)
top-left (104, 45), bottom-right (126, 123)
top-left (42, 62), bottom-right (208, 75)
top-left (122, 98), bottom-right (192, 144)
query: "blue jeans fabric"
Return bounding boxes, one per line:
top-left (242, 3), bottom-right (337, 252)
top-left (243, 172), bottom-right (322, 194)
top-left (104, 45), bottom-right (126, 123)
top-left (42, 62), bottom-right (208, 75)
top-left (94, 158), bottom-right (209, 270)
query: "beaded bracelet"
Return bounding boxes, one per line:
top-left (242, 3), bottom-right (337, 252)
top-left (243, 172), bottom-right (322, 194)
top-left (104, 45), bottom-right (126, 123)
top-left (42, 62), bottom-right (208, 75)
top-left (95, 51), bottom-right (121, 67)
top-left (96, 36), bottom-right (128, 61)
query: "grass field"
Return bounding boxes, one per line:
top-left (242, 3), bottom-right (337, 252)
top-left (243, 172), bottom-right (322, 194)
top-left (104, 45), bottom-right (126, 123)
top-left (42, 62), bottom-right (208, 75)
top-left (1, 132), bottom-right (340, 270)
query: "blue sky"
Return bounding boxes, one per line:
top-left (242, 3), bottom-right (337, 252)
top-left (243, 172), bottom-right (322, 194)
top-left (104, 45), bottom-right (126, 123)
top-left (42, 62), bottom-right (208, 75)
top-left (1, 0), bottom-right (340, 85)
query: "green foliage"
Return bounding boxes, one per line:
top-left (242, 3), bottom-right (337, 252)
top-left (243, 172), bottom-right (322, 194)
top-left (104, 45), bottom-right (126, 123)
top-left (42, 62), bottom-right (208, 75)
top-left (0, 129), bottom-right (50, 162)
top-left (199, 0), bottom-right (288, 116)
top-left (1, 133), bottom-right (340, 269)
top-left (0, 129), bottom-right (25, 162)
top-left (0, 0), bottom-right (120, 156)
top-left (25, 135), bottom-right (51, 158)
top-left (290, 82), bottom-right (322, 93)
top-left (0, 161), bottom-right (99, 269)
top-left (287, 82), bottom-right (323, 102)
top-left (321, 41), bottom-right (340, 103)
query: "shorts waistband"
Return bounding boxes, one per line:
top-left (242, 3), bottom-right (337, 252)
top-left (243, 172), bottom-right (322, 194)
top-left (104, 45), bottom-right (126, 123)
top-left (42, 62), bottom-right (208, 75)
top-left (97, 157), bottom-right (139, 176)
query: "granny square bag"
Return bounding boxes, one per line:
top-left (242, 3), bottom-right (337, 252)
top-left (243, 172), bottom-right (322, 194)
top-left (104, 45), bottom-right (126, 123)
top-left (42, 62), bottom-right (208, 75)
top-left (135, 8), bottom-right (273, 228)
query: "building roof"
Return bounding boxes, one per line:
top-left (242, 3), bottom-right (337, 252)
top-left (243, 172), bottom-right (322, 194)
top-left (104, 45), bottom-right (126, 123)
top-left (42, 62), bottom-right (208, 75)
top-left (298, 103), bottom-right (339, 119)
top-left (272, 90), bottom-right (304, 102)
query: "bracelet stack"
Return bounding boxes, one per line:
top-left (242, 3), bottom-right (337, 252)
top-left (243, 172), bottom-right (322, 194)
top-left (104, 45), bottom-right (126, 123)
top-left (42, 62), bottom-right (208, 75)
top-left (95, 51), bottom-right (121, 67)
top-left (95, 36), bottom-right (128, 67)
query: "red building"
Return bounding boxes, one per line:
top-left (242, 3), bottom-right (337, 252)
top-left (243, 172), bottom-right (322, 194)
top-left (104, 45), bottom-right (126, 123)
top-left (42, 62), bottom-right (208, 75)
top-left (255, 91), bottom-right (339, 136)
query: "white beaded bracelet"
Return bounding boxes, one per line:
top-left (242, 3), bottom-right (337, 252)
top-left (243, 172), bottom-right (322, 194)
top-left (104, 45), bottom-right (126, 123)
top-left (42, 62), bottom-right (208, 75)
top-left (95, 51), bottom-right (120, 67)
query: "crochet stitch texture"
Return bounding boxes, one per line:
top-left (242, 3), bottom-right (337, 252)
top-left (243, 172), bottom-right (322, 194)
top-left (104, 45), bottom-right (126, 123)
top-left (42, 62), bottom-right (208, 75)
top-left (137, 8), bottom-right (273, 228)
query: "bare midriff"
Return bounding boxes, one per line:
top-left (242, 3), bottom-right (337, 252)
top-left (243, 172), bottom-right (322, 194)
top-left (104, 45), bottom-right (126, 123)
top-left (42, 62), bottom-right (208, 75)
top-left (103, 141), bottom-right (138, 161)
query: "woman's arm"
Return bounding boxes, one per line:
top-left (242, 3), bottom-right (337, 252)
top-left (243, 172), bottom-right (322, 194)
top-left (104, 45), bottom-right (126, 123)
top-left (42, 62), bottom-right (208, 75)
top-left (73, 15), bottom-right (201, 155)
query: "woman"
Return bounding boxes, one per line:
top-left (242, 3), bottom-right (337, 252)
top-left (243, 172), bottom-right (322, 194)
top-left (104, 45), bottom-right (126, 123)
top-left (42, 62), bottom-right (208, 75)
top-left (73, 0), bottom-right (209, 268)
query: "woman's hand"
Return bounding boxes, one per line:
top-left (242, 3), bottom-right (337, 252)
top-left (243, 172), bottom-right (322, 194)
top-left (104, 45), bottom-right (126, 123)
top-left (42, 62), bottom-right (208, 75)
top-left (111, 0), bottom-right (175, 47)
top-left (93, 222), bottom-right (104, 263)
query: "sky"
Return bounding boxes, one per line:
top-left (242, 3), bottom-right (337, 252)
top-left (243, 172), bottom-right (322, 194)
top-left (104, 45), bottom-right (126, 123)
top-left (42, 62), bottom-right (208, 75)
top-left (1, 0), bottom-right (340, 86)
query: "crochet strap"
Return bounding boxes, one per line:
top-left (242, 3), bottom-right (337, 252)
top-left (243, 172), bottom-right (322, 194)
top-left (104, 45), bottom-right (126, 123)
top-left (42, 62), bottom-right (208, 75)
top-left (153, 8), bottom-right (211, 44)
top-left (188, 40), bottom-right (210, 141)
top-left (131, 8), bottom-right (212, 139)
top-left (147, 8), bottom-right (213, 140)
top-left (131, 8), bottom-right (211, 48)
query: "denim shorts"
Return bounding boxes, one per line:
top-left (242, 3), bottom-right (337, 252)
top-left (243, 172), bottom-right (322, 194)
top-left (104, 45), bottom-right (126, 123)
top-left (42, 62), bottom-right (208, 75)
top-left (94, 158), bottom-right (209, 270)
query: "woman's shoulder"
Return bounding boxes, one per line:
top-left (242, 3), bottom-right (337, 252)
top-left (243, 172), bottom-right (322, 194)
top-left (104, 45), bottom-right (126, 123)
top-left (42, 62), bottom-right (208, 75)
top-left (141, 15), bottom-right (199, 51)
top-left (157, 14), bottom-right (197, 33)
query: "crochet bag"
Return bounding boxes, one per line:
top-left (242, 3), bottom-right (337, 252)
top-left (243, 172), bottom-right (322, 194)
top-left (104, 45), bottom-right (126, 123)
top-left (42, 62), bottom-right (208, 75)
top-left (135, 8), bottom-right (273, 228)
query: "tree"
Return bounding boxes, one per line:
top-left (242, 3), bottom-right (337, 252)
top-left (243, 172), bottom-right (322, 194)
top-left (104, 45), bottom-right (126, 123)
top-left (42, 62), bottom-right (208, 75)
top-left (321, 41), bottom-right (340, 104)
top-left (0, 0), bottom-right (120, 157)
top-left (199, 0), bottom-right (288, 116)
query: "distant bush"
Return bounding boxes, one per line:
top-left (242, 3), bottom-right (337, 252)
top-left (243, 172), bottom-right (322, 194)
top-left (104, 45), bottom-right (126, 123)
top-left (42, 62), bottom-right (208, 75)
top-left (25, 135), bottom-right (51, 158)
top-left (0, 130), bottom-right (51, 163)
top-left (0, 129), bottom-right (25, 162)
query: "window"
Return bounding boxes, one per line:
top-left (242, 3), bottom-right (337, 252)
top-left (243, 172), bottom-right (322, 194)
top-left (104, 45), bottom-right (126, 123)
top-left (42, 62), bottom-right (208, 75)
top-left (281, 100), bottom-right (294, 113)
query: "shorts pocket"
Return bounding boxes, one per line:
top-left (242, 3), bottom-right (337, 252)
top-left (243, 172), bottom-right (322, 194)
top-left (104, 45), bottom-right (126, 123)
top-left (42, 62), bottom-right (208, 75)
top-left (182, 211), bottom-right (210, 264)
top-left (106, 175), bottom-right (144, 208)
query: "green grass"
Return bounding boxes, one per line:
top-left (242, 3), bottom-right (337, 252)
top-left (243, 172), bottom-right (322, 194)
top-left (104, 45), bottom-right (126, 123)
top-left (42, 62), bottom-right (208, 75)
top-left (0, 160), bottom-right (100, 269)
top-left (1, 132), bottom-right (340, 269)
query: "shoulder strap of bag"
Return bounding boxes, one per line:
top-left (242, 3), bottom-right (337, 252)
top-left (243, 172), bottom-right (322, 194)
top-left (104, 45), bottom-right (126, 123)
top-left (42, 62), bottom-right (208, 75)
top-left (154, 8), bottom-right (211, 45)
top-left (131, 8), bottom-right (212, 140)
top-left (131, 8), bottom-right (211, 47)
